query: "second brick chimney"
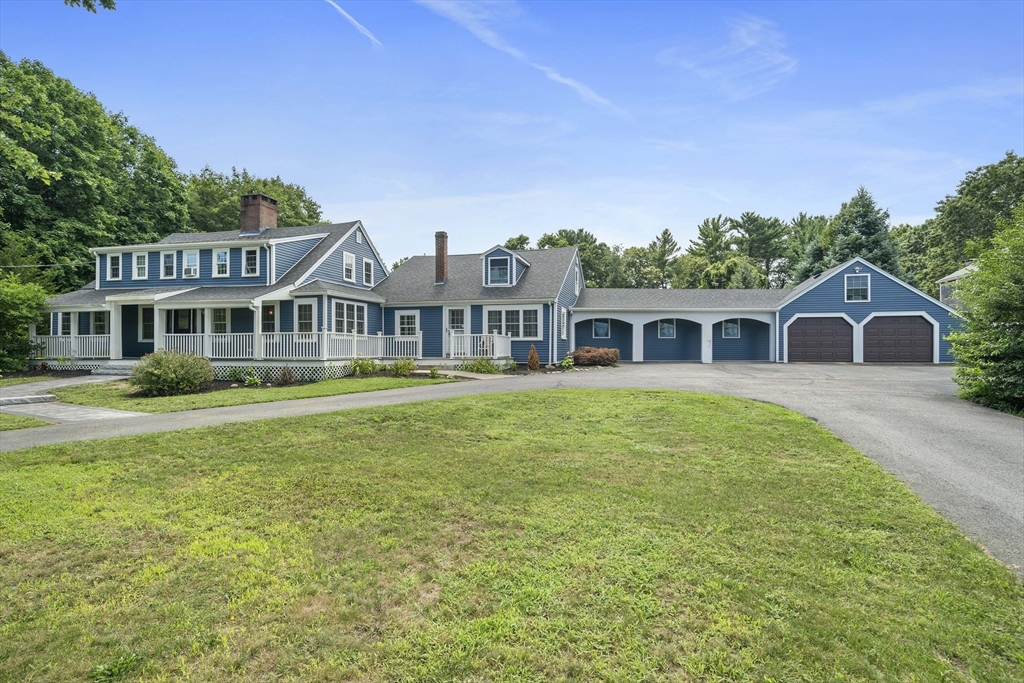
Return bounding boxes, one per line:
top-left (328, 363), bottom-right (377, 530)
top-left (240, 194), bottom-right (278, 233)
top-left (435, 231), bottom-right (448, 284)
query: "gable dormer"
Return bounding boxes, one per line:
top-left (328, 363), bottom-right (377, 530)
top-left (481, 246), bottom-right (530, 287)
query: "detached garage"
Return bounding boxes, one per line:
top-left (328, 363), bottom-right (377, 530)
top-left (787, 317), bottom-right (853, 362)
top-left (863, 315), bottom-right (933, 362)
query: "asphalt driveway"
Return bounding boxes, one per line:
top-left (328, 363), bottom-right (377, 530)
top-left (1, 363), bottom-right (1021, 575)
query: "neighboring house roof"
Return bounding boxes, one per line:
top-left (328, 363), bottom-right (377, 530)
top-left (936, 263), bottom-right (977, 284)
top-left (157, 223), bottom-right (352, 245)
top-left (372, 247), bottom-right (578, 303)
top-left (291, 278), bottom-right (386, 303)
top-left (574, 288), bottom-right (790, 310)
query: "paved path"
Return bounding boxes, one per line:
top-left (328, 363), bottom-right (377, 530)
top-left (0, 374), bottom-right (143, 422)
top-left (1, 364), bottom-right (1021, 576)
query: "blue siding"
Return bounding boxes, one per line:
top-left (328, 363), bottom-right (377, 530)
top-left (98, 247), bottom-right (268, 289)
top-left (230, 307), bottom-right (254, 334)
top-left (274, 238), bottom-right (322, 282)
top-left (643, 319), bottom-right (701, 361)
top-left (575, 318), bottom-right (632, 362)
top-left (383, 306), bottom-right (443, 358)
top-left (50, 312), bottom-right (58, 336)
top-left (713, 319), bottom-right (770, 361)
top-left (483, 247), bottom-right (517, 286)
top-left (300, 228), bottom-right (386, 288)
top-left (325, 296), bottom-right (385, 334)
top-left (279, 300), bottom-right (294, 333)
top-left (121, 305), bottom-right (154, 358)
top-left (515, 259), bottom-right (527, 283)
top-left (778, 260), bottom-right (960, 362)
top-left (555, 253), bottom-right (582, 362)
top-left (470, 305), bottom-right (483, 335)
top-left (78, 312), bottom-right (91, 336)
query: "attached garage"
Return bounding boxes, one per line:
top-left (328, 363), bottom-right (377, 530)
top-left (863, 315), bottom-right (933, 362)
top-left (787, 317), bottom-right (853, 362)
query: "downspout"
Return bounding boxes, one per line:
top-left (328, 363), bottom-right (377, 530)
top-left (550, 299), bottom-right (556, 365)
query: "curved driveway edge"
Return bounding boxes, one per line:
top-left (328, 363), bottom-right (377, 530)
top-left (1, 364), bottom-right (1021, 577)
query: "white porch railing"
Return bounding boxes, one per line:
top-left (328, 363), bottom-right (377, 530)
top-left (209, 333), bottom-right (254, 359)
top-left (261, 332), bottom-right (321, 360)
top-left (325, 332), bottom-right (421, 359)
top-left (31, 335), bottom-right (110, 360)
top-left (447, 331), bottom-right (512, 359)
top-left (165, 333), bottom-right (205, 356)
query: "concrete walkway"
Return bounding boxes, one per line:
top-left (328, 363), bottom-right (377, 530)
top-left (1, 364), bottom-right (1021, 576)
top-left (0, 374), bottom-right (143, 422)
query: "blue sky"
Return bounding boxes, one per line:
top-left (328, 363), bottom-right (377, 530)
top-left (2, 1), bottom-right (1022, 262)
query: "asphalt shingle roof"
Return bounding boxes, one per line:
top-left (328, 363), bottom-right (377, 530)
top-left (157, 223), bottom-right (352, 245)
top-left (291, 279), bottom-right (386, 303)
top-left (372, 247), bottom-right (578, 303)
top-left (574, 287), bottom-right (791, 310)
top-left (47, 286), bottom-right (192, 306)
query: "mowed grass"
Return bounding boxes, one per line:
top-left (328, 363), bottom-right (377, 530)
top-left (0, 390), bottom-right (1020, 682)
top-left (51, 376), bottom-right (452, 413)
top-left (0, 374), bottom-right (64, 388)
top-left (0, 413), bottom-right (52, 431)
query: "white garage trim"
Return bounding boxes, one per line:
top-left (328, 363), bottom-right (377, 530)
top-left (783, 313), bottom-right (858, 363)
top-left (860, 311), bottom-right (940, 364)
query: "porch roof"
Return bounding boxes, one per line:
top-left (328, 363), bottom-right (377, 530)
top-left (46, 285), bottom-right (191, 307)
top-left (157, 285), bottom-right (280, 303)
top-left (291, 278), bottom-right (386, 303)
top-left (573, 288), bottom-right (791, 310)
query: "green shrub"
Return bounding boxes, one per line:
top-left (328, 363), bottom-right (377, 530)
top-left (278, 366), bottom-right (296, 385)
top-left (527, 344), bottom-right (541, 371)
top-left (504, 358), bottom-right (518, 373)
top-left (428, 366), bottom-right (439, 379)
top-left (227, 366), bottom-right (243, 382)
top-left (560, 354), bottom-right (575, 370)
top-left (573, 346), bottom-right (619, 366)
top-left (243, 367), bottom-right (261, 388)
top-left (0, 273), bottom-right (48, 373)
top-left (458, 358), bottom-right (502, 374)
top-left (350, 357), bottom-right (380, 375)
top-left (390, 358), bottom-right (417, 378)
top-left (129, 350), bottom-right (214, 396)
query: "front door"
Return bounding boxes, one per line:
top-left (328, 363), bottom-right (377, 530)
top-left (168, 309), bottom-right (200, 335)
top-left (445, 307), bottom-right (467, 357)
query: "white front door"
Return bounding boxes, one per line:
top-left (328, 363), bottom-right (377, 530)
top-left (445, 307), bottom-right (467, 356)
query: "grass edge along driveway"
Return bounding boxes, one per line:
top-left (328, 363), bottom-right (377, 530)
top-left (1, 389), bottom-right (1021, 682)
top-left (0, 413), bottom-right (52, 431)
top-left (50, 376), bottom-right (453, 413)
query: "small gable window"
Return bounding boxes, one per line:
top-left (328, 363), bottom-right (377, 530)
top-left (574, 267), bottom-right (580, 295)
top-left (363, 258), bottom-right (374, 286)
top-left (488, 256), bottom-right (510, 285)
top-left (845, 273), bottom-right (870, 302)
top-left (343, 252), bottom-right (356, 282)
top-left (723, 319), bottom-right (740, 339)
top-left (356, 229), bottom-right (363, 244)
top-left (593, 319), bottom-right (610, 339)
top-left (659, 320), bottom-right (675, 338)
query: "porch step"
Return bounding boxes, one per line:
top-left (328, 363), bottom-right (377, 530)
top-left (0, 394), bottom-right (57, 407)
top-left (90, 364), bottom-right (133, 376)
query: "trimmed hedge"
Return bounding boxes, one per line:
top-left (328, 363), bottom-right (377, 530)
top-left (572, 346), bottom-right (619, 366)
top-left (129, 350), bottom-right (214, 396)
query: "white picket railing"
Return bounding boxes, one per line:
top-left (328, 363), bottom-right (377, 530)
top-left (447, 331), bottom-right (512, 359)
top-left (262, 332), bottom-right (321, 360)
top-left (209, 333), bottom-right (254, 359)
top-left (31, 335), bottom-right (110, 359)
top-left (323, 332), bottom-right (423, 360)
top-left (164, 333), bottom-right (205, 356)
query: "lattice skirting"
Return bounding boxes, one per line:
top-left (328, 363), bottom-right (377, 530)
top-left (32, 362), bottom-right (102, 372)
top-left (211, 362), bottom-right (353, 383)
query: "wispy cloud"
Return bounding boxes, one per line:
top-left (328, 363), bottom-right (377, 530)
top-left (415, 0), bottom-right (625, 116)
top-left (323, 0), bottom-right (381, 46)
top-left (659, 16), bottom-right (797, 100)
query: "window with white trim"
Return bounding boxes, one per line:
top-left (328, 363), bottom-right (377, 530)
top-left (183, 250), bottom-right (199, 278)
top-left (214, 249), bottom-right (229, 277)
top-left (363, 258), bottom-right (374, 286)
top-left (574, 267), bottom-right (580, 295)
top-left (722, 319), bottom-right (740, 338)
top-left (260, 304), bottom-right (276, 333)
top-left (560, 307), bottom-right (568, 340)
top-left (334, 301), bottom-right (366, 335)
top-left (484, 307), bottom-right (540, 338)
top-left (107, 254), bottom-right (121, 281)
top-left (92, 311), bottom-right (108, 335)
top-left (296, 301), bottom-right (315, 333)
top-left (244, 248), bottom-right (259, 277)
top-left (845, 273), bottom-right (870, 302)
top-left (161, 252), bottom-right (176, 279)
top-left (140, 306), bottom-right (154, 341)
top-left (448, 308), bottom-right (465, 332)
top-left (658, 319), bottom-right (675, 338)
top-left (356, 229), bottom-right (363, 244)
top-left (487, 310), bottom-right (502, 334)
top-left (133, 252), bottom-right (148, 280)
top-left (343, 252), bottom-right (356, 282)
top-left (398, 312), bottom-right (418, 336)
top-left (212, 308), bottom-right (228, 335)
top-left (488, 256), bottom-right (510, 285)
top-left (593, 319), bottom-right (611, 339)
top-left (60, 312), bottom-right (72, 336)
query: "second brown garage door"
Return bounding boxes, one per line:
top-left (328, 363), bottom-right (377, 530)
top-left (788, 317), bottom-right (853, 362)
top-left (863, 315), bottom-right (933, 362)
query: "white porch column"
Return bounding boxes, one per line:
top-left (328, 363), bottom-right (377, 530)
top-left (631, 321), bottom-right (644, 362)
top-left (71, 312), bottom-right (80, 358)
top-left (701, 322), bottom-right (714, 364)
top-left (769, 319), bottom-right (777, 362)
top-left (568, 313), bottom-right (574, 353)
top-left (109, 304), bottom-right (122, 360)
top-left (154, 307), bottom-right (166, 351)
top-left (203, 307), bottom-right (212, 358)
top-left (253, 304), bottom-right (264, 360)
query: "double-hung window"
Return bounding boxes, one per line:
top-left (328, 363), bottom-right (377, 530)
top-left (659, 319), bottom-right (675, 338)
top-left (504, 310), bottom-right (520, 338)
top-left (92, 311), bottom-right (108, 335)
top-left (60, 312), bottom-right (72, 336)
top-left (334, 301), bottom-right (366, 335)
top-left (363, 259), bottom-right (374, 286)
top-left (560, 307), bottom-right (568, 340)
top-left (140, 307), bottom-right (154, 341)
top-left (723, 319), bottom-right (740, 338)
top-left (593, 319), bottom-right (611, 339)
top-left (161, 252), bottom-right (176, 279)
top-left (296, 301), bottom-right (315, 334)
top-left (343, 252), bottom-right (356, 282)
top-left (133, 252), bottom-right (148, 280)
top-left (244, 248), bottom-right (259, 277)
top-left (214, 249), bottom-right (229, 277)
top-left (485, 308), bottom-right (540, 338)
top-left (398, 312), bottom-right (418, 336)
top-left (183, 251), bottom-right (199, 278)
top-left (488, 257), bottom-right (510, 285)
top-left (845, 273), bottom-right (870, 302)
top-left (487, 310), bottom-right (503, 334)
top-left (212, 308), bottom-right (228, 335)
top-left (260, 305), bottom-right (276, 333)
top-left (107, 254), bottom-right (121, 281)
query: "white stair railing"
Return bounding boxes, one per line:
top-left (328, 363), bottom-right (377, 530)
top-left (447, 331), bottom-right (512, 359)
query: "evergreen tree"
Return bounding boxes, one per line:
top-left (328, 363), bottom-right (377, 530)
top-left (791, 238), bottom-right (828, 283)
top-left (823, 187), bottom-right (902, 275)
top-left (686, 215), bottom-right (732, 263)
top-left (728, 212), bottom-right (788, 287)
top-left (647, 228), bottom-right (680, 288)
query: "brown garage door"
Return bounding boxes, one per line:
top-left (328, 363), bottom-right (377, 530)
top-left (788, 317), bottom-right (853, 362)
top-left (864, 316), bottom-right (933, 362)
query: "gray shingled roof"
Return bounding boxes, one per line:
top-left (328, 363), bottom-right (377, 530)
top-left (47, 286), bottom-right (192, 306)
top-left (372, 247), bottom-right (578, 303)
top-left (158, 285), bottom-right (280, 303)
top-left (936, 263), bottom-right (977, 284)
top-left (291, 279), bottom-right (386, 303)
top-left (157, 223), bottom-right (351, 245)
top-left (574, 287), bottom-right (790, 310)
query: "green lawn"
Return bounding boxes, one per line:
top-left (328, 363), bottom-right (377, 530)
top-left (1, 390), bottom-right (1020, 682)
top-left (0, 413), bottom-right (52, 431)
top-left (51, 376), bottom-right (452, 413)
top-left (0, 374), bottom-right (63, 388)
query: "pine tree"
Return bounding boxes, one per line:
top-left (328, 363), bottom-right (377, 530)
top-left (824, 187), bottom-right (902, 275)
top-left (686, 215), bottom-right (732, 263)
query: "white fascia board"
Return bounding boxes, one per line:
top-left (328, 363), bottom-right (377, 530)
top-left (569, 306), bottom-right (780, 313)
top-left (252, 285), bottom-right (295, 304)
top-left (103, 287), bottom-right (197, 302)
top-left (554, 249), bottom-right (582, 303)
top-left (357, 222), bottom-right (392, 278)
top-left (383, 298), bottom-right (551, 307)
top-left (91, 240), bottom-right (271, 254)
top-left (291, 224), bottom-right (360, 285)
top-left (267, 233), bottom-right (329, 245)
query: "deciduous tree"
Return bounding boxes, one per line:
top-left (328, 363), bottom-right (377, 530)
top-left (185, 167), bottom-right (326, 233)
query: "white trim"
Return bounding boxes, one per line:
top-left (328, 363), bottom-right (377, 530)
top-left (182, 250), bottom-right (200, 279)
top-left (560, 307), bottom-right (568, 340)
top-left (293, 298), bottom-right (317, 333)
top-left (844, 273), bottom-right (871, 303)
top-left (486, 255), bottom-right (512, 286)
top-left (334, 299), bottom-right (368, 335)
top-left (266, 233), bottom-right (329, 245)
top-left (482, 305), bottom-right (542, 340)
top-left (106, 253), bottom-right (122, 282)
top-left (160, 250), bottom-right (177, 280)
top-left (92, 239), bottom-right (269, 253)
top-left (395, 309), bottom-right (420, 336)
top-left (574, 267), bottom-right (580, 296)
top-left (782, 313), bottom-right (858, 363)
top-left (138, 305), bottom-right (155, 342)
top-left (722, 318), bottom-right (741, 339)
top-left (243, 247), bottom-right (260, 277)
top-left (860, 311), bottom-right (941, 364)
top-left (213, 248), bottom-right (230, 278)
top-left (343, 252), bottom-right (356, 283)
top-left (657, 319), bottom-right (676, 339)
top-left (292, 222), bottom-right (390, 285)
top-left (95, 255), bottom-right (100, 288)
top-left (210, 307), bottom-right (230, 335)
top-left (260, 302), bottom-right (278, 333)
top-left (103, 287), bottom-right (196, 302)
top-left (478, 245), bottom-right (531, 268)
top-left (362, 257), bottom-right (374, 286)
top-left (592, 318), bottom-right (611, 339)
top-left (132, 252), bottom-right (149, 280)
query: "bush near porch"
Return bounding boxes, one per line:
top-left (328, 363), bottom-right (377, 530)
top-left (129, 350), bottom-right (215, 396)
top-left (573, 346), bottom-right (620, 366)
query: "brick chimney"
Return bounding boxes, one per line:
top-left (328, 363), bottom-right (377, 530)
top-left (240, 194), bottom-right (278, 233)
top-left (435, 231), bottom-right (448, 284)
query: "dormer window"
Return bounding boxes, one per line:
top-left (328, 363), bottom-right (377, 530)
top-left (489, 256), bottom-right (510, 285)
